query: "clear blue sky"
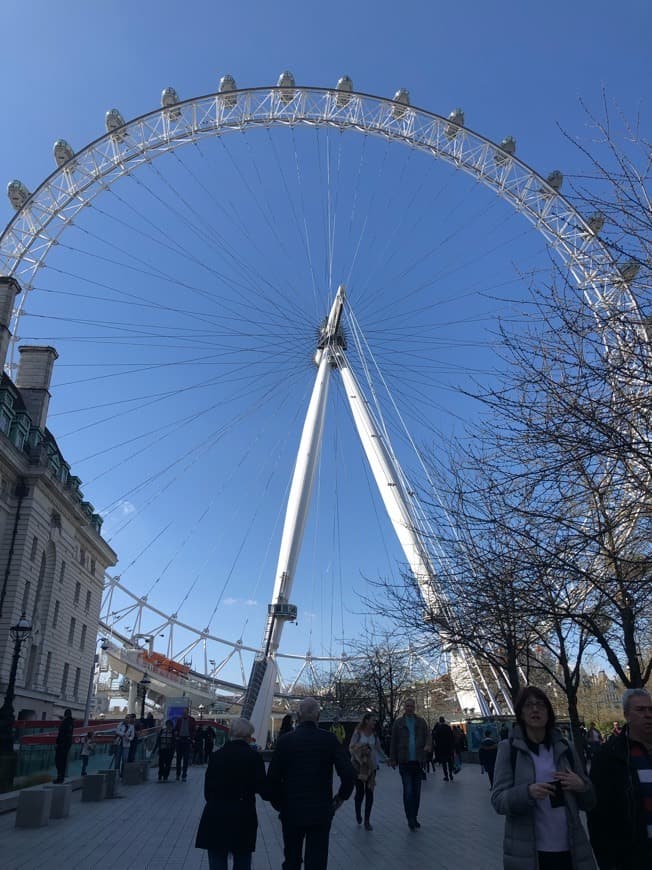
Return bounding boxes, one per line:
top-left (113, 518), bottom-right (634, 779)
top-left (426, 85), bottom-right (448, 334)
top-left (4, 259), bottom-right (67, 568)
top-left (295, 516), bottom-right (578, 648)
top-left (1, 1), bottom-right (650, 683)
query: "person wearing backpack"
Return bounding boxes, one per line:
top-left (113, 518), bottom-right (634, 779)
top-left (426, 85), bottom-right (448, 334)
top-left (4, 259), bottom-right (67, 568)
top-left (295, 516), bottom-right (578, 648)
top-left (491, 686), bottom-right (596, 870)
top-left (156, 719), bottom-right (177, 782)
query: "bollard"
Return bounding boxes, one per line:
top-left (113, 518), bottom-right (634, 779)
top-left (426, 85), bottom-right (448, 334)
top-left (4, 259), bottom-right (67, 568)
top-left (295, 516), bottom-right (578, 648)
top-left (45, 782), bottom-right (72, 818)
top-left (122, 761), bottom-right (144, 785)
top-left (15, 788), bottom-right (52, 828)
top-left (81, 773), bottom-right (106, 801)
top-left (98, 768), bottom-right (119, 798)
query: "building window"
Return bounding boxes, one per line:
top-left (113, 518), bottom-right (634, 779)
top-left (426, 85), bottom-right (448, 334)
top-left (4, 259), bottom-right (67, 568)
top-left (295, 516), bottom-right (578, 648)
top-left (73, 667), bottom-right (81, 700)
top-left (61, 663), bottom-right (69, 696)
top-left (80, 624), bottom-right (87, 651)
top-left (74, 581), bottom-right (81, 606)
top-left (68, 617), bottom-right (76, 645)
top-left (85, 590), bottom-right (91, 612)
top-left (79, 547), bottom-right (86, 567)
top-left (21, 581), bottom-right (31, 613)
top-left (43, 651), bottom-right (51, 685)
top-left (53, 599), bottom-right (60, 628)
top-left (59, 560), bottom-right (65, 584)
top-left (30, 535), bottom-right (38, 561)
top-left (90, 559), bottom-right (96, 577)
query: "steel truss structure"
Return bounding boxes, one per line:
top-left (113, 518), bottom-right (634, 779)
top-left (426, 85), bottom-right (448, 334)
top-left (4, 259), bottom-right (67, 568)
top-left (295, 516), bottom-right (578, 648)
top-left (1, 79), bottom-right (645, 724)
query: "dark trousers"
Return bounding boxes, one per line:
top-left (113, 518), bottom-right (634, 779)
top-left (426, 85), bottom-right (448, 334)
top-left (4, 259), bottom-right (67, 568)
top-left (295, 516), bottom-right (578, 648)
top-left (158, 748), bottom-right (174, 780)
top-left (281, 818), bottom-right (331, 870)
top-left (354, 780), bottom-right (374, 822)
top-left (54, 745), bottom-right (69, 782)
top-left (208, 850), bottom-right (252, 870)
top-left (398, 761), bottom-right (422, 824)
top-left (440, 756), bottom-right (455, 779)
top-left (81, 755), bottom-right (89, 775)
top-left (537, 852), bottom-right (573, 870)
top-left (176, 738), bottom-right (191, 778)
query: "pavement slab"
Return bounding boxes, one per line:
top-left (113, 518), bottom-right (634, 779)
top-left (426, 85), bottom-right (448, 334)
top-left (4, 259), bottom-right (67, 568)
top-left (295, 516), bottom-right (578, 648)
top-left (0, 763), bottom-right (504, 869)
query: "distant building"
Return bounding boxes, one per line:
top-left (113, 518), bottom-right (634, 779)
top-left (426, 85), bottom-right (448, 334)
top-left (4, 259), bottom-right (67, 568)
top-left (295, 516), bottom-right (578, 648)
top-left (0, 276), bottom-right (117, 720)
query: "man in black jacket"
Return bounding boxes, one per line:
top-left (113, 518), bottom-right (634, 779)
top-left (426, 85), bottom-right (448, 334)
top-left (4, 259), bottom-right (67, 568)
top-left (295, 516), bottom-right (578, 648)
top-left (588, 688), bottom-right (652, 870)
top-left (54, 708), bottom-right (74, 783)
top-left (267, 697), bottom-right (355, 870)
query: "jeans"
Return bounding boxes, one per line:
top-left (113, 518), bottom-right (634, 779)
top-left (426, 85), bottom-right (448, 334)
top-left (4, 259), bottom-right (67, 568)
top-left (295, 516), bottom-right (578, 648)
top-left (54, 745), bottom-right (69, 782)
top-left (81, 755), bottom-right (89, 775)
top-left (398, 761), bottom-right (422, 824)
top-left (158, 748), bottom-right (174, 780)
top-left (176, 737), bottom-right (191, 778)
top-left (208, 850), bottom-right (252, 870)
top-left (354, 780), bottom-right (374, 822)
top-left (281, 819), bottom-right (331, 870)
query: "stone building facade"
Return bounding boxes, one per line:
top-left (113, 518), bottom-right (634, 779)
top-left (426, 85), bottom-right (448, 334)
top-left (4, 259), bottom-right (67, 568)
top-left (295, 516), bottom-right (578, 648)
top-left (0, 276), bottom-right (117, 720)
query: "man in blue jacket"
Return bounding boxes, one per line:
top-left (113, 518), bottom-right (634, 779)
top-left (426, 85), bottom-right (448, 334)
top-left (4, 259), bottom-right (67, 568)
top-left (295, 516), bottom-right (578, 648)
top-left (267, 697), bottom-right (355, 870)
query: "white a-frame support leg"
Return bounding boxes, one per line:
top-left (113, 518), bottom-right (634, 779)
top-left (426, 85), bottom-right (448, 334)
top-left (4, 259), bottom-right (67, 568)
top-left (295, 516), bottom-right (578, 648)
top-left (246, 287), bottom-right (345, 742)
top-left (337, 353), bottom-right (481, 714)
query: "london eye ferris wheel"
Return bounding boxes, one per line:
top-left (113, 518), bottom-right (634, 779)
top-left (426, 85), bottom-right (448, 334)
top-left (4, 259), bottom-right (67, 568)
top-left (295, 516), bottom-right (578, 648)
top-left (1, 73), bottom-right (641, 732)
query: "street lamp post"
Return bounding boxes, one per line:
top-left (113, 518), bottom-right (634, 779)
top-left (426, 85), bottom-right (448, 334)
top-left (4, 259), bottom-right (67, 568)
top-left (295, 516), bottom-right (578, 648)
top-left (139, 674), bottom-right (151, 720)
top-left (198, 704), bottom-right (205, 721)
top-left (0, 614), bottom-right (33, 791)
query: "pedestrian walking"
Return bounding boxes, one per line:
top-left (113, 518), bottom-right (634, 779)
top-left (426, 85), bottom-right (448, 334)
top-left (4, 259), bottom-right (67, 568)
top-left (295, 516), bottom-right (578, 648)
top-left (156, 719), bottom-right (176, 782)
top-left (116, 713), bottom-right (135, 777)
top-left (204, 724), bottom-right (216, 758)
top-left (174, 707), bottom-right (196, 781)
top-left (491, 685), bottom-right (596, 870)
top-left (349, 712), bottom-right (386, 831)
top-left (452, 724), bottom-right (467, 772)
top-left (267, 696), bottom-right (355, 869)
top-left (433, 716), bottom-right (456, 782)
top-left (195, 717), bottom-right (268, 870)
top-left (389, 698), bottom-right (431, 830)
top-left (80, 730), bottom-right (95, 776)
top-left (478, 729), bottom-right (498, 787)
top-left (53, 708), bottom-right (74, 783)
top-left (588, 688), bottom-right (652, 870)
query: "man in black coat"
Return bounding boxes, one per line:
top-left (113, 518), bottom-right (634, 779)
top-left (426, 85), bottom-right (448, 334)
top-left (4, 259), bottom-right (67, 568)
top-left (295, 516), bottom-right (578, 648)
top-left (54, 708), bottom-right (74, 783)
top-left (588, 688), bottom-right (652, 870)
top-left (433, 715), bottom-right (456, 781)
top-left (267, 697), bottom-right (355, 870)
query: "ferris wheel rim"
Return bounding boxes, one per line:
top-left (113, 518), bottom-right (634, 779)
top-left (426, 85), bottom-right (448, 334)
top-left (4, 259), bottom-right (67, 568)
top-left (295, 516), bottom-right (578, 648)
top-left (1, 85), bottom-right (640, 336)
top-left (3, 81), bottom-right (644, 676)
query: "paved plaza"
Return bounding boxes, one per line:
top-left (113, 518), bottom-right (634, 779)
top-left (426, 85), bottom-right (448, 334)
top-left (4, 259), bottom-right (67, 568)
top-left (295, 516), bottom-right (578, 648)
top-left (1, 762), bottom-right (504, 869)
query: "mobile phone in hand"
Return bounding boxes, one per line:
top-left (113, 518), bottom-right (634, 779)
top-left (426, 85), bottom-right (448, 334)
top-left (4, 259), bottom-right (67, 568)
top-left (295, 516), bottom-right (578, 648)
top-left (548, 780), bottom-right (564, 808)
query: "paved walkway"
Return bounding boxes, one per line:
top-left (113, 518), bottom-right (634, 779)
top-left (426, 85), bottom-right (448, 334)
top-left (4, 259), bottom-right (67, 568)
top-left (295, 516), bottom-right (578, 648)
top-left (1, 763), bottom-right (504, 869)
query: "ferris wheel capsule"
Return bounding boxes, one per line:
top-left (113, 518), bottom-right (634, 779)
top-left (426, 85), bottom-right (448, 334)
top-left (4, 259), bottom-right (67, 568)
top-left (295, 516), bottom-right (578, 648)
top-left (335, 76), bottom-right (353, 107)
top-left (585, 213), bottom-right (605, 235)
top-left (7, 179), bottom-right (31, 210)
top-left (161, 87), bottom-right (181, 119)
top-left (277, 71), bottom-right (296, 104)
top-left (219, 75), bottom-right (238, 108)
top-left (543, 170), bottom-right (563, 193)
top-left (495, 136), bottom-right (516, 164)
top-left (53, 139), bottom-right (75, 168)
top-left (105, 109), bottom-right (127, 140)
top-left (392, 89), bottom-right (410, 120)
top-left (445, 108), bottom-right (465, 139)
top-left (619, 260), bottom-right (641, 283)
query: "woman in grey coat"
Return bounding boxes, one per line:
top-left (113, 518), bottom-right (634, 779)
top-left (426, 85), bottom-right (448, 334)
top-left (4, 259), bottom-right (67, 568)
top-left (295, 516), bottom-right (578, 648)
top-left (491, 687), bottom-right (596, 870)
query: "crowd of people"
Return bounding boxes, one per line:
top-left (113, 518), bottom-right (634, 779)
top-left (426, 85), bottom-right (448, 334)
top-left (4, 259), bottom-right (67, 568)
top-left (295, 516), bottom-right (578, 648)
top-left (51, 684), bottom-right (651, 869)
top-left (192, 687), bottom-right (651, 870)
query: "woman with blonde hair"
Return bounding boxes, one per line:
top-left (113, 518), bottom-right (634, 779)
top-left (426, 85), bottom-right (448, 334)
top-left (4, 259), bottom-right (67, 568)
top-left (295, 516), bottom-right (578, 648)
top-left (349, 712), bottom-right (385, 831)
